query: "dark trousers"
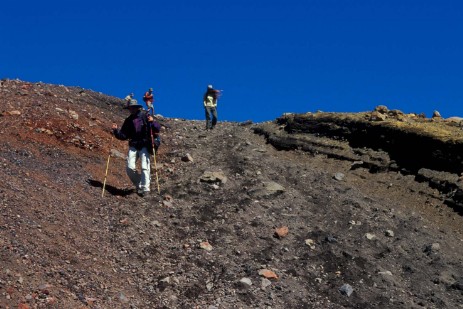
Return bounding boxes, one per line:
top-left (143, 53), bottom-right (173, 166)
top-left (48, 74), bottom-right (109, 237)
top-left (205, 106), bottom-right (217, 129)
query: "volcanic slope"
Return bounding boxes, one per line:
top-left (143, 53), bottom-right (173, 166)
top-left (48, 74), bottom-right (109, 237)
top-left (0, 79), bottom-right (462, 308)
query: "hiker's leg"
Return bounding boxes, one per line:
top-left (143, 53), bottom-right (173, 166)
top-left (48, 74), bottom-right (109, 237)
top-left (205, 107), bottom-right (211, 129)
top-left (211, 107), bottom-right (218, 128)
top-left (139, 147), bottom-right (151, 192)
top-left (126, 147), bottom-right (140, 188)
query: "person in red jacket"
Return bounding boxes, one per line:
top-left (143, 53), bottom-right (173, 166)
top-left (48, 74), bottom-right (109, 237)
top-left (143, 88), bottom-right (154, 114)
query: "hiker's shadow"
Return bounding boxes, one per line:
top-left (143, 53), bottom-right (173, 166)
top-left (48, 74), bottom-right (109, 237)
top-left (87, 179), bottom-right (135, 197)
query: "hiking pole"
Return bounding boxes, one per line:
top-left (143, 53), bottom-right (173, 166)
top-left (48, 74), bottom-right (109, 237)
top-left (150, 127), bottom-right (161, 195)
top-left (102, 136), bottom-right (113, 197)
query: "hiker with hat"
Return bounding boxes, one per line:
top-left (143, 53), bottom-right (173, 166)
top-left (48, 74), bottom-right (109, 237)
top-left (203, 84), bottom-right (221, 130)
top-left (112, 99), bottom-right (161, 197)
top-left (143, 88), bottom-right (155, 114)
top-left (124, 92), bottom-right (135, 109)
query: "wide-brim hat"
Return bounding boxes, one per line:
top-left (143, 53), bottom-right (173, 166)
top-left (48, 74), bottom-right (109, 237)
top-left (127, 99), bottom-right (142, 108)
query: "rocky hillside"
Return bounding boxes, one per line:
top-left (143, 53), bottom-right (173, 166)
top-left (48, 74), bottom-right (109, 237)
top-left (0, 79), bottom-right (462, 308)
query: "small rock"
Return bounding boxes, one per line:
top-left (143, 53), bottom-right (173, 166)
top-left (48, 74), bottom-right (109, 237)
top-left (181, 153), bottom-right (194, 162)
top-left (424, 243), bottom-right (440, 255)
top-left (275, 226), bottom-right (289, 238)
top-left (325, 235), bottom-right (337, 243)
top-left (385, 230), bottom-right (394, 237)
top-left (350, 161), bottom-right (364, 169)
top-left (339, 284), bottom-right (354, 297)
top-left (68, 110), bottom-right (79, 120)
top-left (163, 200), bottom-right (174, 208)
top-left (261, 278), bottom-right (272, 289)
top-left (199, 241), bottom-right (213, 251)
top-left (111, 149), bottom-right (126, 159)
top-left (378, 271), bottom-right (393, 276)
top-left (305, 239), bottom-right (315, 249)
top-left (239, 278), bottom-right (253, 287)
top-left (374, 105), bottom-right (389, 114)
top-left (370, 111), bottom-right (387, 121)
top-left (258, 269), bottom-right (278, 279)
top-left (200, 171), bottom-right (228, 184)
top-left (4, 110), bottom-right (21, 116)
top-left (432, 110), bottom-right (442, 118)
top-left (365, 233), bottom-right (376, 240)
top-left (150, 220), bottom-right (161, 227)
top-left (119, 292), bottom-right (129, 303)
top-left (334, 172), bottom-right (345, 181)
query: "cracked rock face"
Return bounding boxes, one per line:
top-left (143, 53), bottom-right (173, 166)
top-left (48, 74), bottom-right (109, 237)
top-left (0, 80), bottom-right (462, 308)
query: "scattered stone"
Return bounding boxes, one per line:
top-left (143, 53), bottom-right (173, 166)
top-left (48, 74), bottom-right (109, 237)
top-left (111, 149), bottom-right (126, 159)
top-left (261, 278), bottom-right (272, 289)
top-left (370, 111), bottom-right (387, 121)
top-left (385, 230), bottom-right (394, 237)
top-left (275, 226), bottom-right (289, 238)
top-left (432, 110), bottom-right (442, 118)
top-left (249, 181), bottom-right (285, 198)
top-left (339, 284), bottom-right (354, 297)
top-left (334, 172), bottom-right (345, 181)
top-left (150, 220), bottom-right (161, 227)
top-left (239, 277), bottom-right (253, 287)
top-left (445, 116), bottom-right (463, 124)
top-left (325, 235), bottom-right (338, 243)
top-left (163, 200), bottom-right (174, 208)
top-left (305, 239), bottom-right (316, 249)
top-left (68, 110), bottom-right (79, 120)
top-left (199, 241), bottom-right (213, 251)
top-left (258, 269), bottom-right (278, 279)
top-left (365, 233), bottom-right (376, 240)
top-left (239, 120), bottom-right (253, 126)
top-left (119, 292), bottom-right (129, 303)
top-left (3, 110), bottom-right (21, 116)
top-left (378, 271), bottom-right (393, 276)
top-left (200, 171), bottom-right (228, 184)
top-left (424, 243), bottom-right (440, 255)
top-left (181, 153), bottom-right (194, 162)
top-left (350, 161), bottom-right (364, 169)
top-left (374, 105), bottom-right (389, 114)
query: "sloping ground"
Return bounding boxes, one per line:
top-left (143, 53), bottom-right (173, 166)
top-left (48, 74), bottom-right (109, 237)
top-left (0, 80), bottom-right (463, 308)
top-left (254, 111), bottom-right (463, 213)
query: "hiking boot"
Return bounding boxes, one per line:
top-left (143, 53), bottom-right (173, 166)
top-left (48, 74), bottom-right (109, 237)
top-left (137, 189), bottom-right (150, 197)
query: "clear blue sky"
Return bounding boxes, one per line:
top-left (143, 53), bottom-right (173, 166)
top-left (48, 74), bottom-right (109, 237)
top-left (3, 0), bottom-right (463, 122)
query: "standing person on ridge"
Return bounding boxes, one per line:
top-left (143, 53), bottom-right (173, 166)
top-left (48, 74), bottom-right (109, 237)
top-left (112, 99), bottom-right (161, 197)
top-left (143, 88), bottom-right (155, 114)
top-left (124, 92), bottom-right (134, 109)
top-left (203, 84), bottom-right (221, 130)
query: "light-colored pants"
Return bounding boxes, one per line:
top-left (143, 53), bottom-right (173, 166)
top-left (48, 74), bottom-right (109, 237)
top-left (126, 146), bottom-right (151, 192)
